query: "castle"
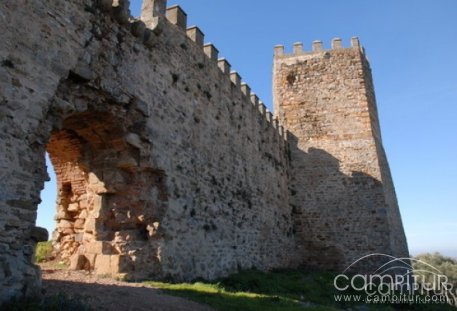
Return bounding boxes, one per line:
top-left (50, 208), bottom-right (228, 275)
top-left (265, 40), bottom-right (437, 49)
top-left (0, 0), bottom-right (408, 304)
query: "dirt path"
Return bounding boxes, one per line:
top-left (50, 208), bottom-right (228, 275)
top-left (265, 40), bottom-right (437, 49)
top-left (41, 265), bottom-right (215, 311)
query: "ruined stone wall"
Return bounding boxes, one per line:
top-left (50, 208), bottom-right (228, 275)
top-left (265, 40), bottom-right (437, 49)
top-left (0, 0), bottom-right (409, 305)
top-left (0, 0), bottom-right (294, 303)
top-left (273, 39), bottom-right (409, 270)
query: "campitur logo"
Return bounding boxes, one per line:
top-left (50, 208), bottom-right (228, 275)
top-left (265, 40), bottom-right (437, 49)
top-left (333, 253), bottom-right (457, 306)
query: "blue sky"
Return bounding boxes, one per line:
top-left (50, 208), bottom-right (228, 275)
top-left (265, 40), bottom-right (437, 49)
top-left (37, 0), bottom-right (457, 257)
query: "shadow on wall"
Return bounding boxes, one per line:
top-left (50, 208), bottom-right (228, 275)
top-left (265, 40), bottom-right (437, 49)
top-left (287, 133), bottom-right (392, 272)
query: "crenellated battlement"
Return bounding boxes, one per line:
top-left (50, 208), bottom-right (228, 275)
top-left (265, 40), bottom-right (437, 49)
top-left (97, 0), bottom-right (285, 139)
top-left (274, 37), bottom-right (364, 58)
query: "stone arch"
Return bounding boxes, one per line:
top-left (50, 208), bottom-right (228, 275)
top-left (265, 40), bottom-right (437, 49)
top-left (39, 78), bottom-right (169, 278)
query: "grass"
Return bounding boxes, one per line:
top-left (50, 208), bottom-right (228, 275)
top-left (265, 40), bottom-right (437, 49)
top-left (146, 279), bottom-right (330, 311)
top-left (145, 269), bottom-right (457, 311)
top-left (35, 241), bottom-right (53, 263)
top-left (35, 241), bottom-right (67, 269)
top-left (146, 269), bottom-right (367, 311)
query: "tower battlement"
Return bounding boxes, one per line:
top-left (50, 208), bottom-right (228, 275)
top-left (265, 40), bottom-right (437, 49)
top-left (274, 37), bottom-right (364, 58)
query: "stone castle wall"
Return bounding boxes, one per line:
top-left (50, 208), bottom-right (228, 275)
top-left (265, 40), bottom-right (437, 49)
top-left (0, 0), bottom-right (294, 302)
top-left (0, 0), bottom-right (408, 304)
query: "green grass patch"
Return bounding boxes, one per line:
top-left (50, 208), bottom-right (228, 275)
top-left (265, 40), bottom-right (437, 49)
top-left (145, 279), bottom-right (332, 311)
top-left (146, 269), bottom-right (367, 311)
top-left (145, 269), bottom-right (456, 311)
top-left (35, 241), bottom-right (53, 263)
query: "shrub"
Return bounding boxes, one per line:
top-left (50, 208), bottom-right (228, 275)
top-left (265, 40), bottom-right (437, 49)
top-left (413, 252), bottom-right (457, 289)
top-left (35, 241), bottom-right (54, 263)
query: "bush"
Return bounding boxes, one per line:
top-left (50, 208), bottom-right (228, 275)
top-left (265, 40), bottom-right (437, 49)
top-left (413, 252), bottom-right (457, 289)
top-left (35, 241), bottom-right (54, 263)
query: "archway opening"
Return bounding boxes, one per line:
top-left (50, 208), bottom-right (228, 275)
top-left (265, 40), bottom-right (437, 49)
top-left (35, 109), bottom-right (168, 278)
top-left (35, 153), bottom-right (57, 263)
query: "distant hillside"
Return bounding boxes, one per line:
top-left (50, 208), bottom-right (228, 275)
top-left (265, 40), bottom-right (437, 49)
top-left (413, 252), bottom-right (457, 298)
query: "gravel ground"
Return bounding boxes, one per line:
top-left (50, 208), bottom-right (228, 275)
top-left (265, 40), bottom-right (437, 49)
top-left (40, 264), bottom-right (215, 311)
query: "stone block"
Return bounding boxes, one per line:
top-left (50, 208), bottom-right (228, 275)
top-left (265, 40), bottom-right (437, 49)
top-left (141, 0), bottom-right (167, 21)
top-left (274, 45), bottom-right (284, 57)
top-left (293, 42), bottom-right (303, 54)
top-left (230, 71), bottom-right (241, 88)
top-left (58, 220), bottom-right (72, 229)
top-left (61, 228), bottom-right (74, 235)
top-left (203, 44), bottom-right (218, 62)
top-left (67, 202), bottom-right (79, 212)
top-left (166, 5), bottom-right (187, 30)
top-left (94, 254), bottom-right (111, 275)
top-left (74, 219), bottom-right (85, 230)
top-left (241, 83), bottom-right (251, 98)
top-left (186, 26), bottom-right (204, 47)
top-left (69, 254), bottom-right (88, 270)
top-left (332, 38), bottom-right (342, 49)
top-left (217, 58), bottom-right (231, 75)
top-left (312, 40), bottom-right (323, 51)
top-left (94, 254), bottom-right (129, 275)
top-left (84, 241), bottom-right (113, 254)
top-left (74, 233), bottom-right (84, 243)
top-left (84, 218), bottom-right (96, 233)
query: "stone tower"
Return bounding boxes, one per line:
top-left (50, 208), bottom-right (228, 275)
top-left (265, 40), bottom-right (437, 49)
top-left (273, 38), bottom-right (409, 270)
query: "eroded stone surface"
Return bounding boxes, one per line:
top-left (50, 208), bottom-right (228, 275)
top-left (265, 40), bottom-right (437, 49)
top-left (0, 0), bottom-right (408, 304)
